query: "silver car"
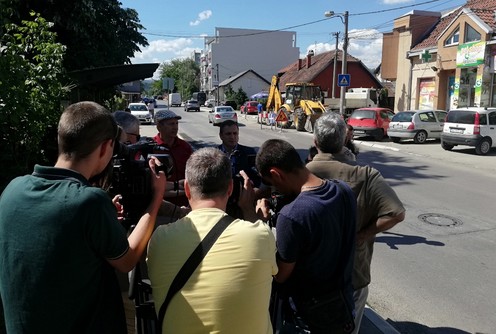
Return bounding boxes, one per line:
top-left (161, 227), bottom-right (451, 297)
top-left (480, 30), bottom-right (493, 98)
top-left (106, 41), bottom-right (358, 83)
top-left (208, 106), bottom-right (237, 126)
top-left (388, 110), bottom-right (447, 144)
top-left (128, 103), bottom-right (152, 124)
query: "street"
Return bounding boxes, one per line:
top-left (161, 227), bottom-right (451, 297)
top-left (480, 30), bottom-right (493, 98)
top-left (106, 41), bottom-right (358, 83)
top-left (142, 104), bottom-right (496, 334)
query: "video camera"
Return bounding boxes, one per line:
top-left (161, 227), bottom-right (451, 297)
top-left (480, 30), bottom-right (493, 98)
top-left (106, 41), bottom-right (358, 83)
top-left (111, 137), bottom-right (174, 229)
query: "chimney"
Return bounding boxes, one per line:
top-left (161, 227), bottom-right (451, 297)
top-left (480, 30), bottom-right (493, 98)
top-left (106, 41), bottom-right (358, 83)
top-left (307, 49), bottom-right (314, 68)
top-left (298, 59), bottom-right (303, 70)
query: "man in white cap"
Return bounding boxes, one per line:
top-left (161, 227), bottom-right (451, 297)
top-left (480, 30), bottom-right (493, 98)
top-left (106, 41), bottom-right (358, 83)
top-left (153, 109), bottom-right (193, 207)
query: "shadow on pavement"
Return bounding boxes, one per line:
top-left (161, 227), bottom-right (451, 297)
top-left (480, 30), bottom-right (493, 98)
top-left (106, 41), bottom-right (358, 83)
top-left (389, 320), bottom-right (472, 334)
top-left (375, 231), bottom-right (445, 250)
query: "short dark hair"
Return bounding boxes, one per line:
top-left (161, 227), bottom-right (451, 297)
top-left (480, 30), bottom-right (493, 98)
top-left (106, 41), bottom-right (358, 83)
top-left (256, 139), bottom-right (304, 177)
top-left (58, 101), bottom-right (117, 160)
top-left (113, 111), bottom-right (139, 133)
top-left (219, 120), bottom-right (239, 134)
top-left (186, 147), bottom-right (232, 199)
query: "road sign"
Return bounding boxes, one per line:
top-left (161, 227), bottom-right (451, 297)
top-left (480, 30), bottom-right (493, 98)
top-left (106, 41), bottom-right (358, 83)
top-left (162, 77), bottom-right (175, 90)
top-left (275, 110), bottom-right (288, 122)
top-left (338, 74), bottom-right (351, 87)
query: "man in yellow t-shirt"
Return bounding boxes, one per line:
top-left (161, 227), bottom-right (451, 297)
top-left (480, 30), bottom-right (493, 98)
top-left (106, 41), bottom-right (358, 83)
top-left (147, 147), bottom-right (277, 333)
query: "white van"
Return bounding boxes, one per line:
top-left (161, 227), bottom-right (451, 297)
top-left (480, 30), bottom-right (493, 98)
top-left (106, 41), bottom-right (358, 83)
top-left (168, 93), bottom-right (182, 107)
top-left (441, 107), bottom-right (496, 155)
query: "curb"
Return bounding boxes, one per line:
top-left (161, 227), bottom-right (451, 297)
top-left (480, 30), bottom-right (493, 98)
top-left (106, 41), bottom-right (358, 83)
top-left (363, 306), bottom-right (400, 334)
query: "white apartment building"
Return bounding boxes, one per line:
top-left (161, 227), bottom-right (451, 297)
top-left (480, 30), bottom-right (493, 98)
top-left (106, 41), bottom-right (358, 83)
top-left (201, 27), bottom-right (299, 96)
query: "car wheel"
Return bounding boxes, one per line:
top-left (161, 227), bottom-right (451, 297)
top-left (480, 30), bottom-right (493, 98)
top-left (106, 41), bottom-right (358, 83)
top-left (391, 137), bottom-right (401, 143)
top-left (475, 138), bottom-right (492, 155)
top-left (374, 129), bottom-right (384, 141)
top-left (441, 140), bottom-right (454, 151)
top-left (414, 130), bottom-right (428, 144)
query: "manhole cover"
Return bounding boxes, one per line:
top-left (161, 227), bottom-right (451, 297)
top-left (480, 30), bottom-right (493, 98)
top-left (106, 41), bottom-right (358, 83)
top-left (418, 213), bottom-right (463, 227)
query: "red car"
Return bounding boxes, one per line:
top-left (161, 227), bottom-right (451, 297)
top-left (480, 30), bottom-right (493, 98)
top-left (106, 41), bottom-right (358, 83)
top-left (347, 107), bottom-right (395, 140)
top-left (240, 101), bottom-right (259, 115)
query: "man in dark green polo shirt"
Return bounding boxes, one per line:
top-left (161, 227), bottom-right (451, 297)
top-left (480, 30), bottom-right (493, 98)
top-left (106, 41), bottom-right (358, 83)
top-left (0, 101), bottom-right (166, 333)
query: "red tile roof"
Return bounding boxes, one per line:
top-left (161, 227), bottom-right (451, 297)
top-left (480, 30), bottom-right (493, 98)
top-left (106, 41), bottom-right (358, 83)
top-left (277, 50), bottom-right (360, 89)
top-left (412, 0), bottom-right (496, 51)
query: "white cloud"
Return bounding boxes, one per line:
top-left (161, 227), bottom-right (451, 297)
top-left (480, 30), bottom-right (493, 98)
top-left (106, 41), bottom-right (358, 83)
top-left (133, 38), bottom-right (195, 62)
top-left (190, 10), bottom-right (212, 26)
top-left (303, 29), bottom-right (383, 70)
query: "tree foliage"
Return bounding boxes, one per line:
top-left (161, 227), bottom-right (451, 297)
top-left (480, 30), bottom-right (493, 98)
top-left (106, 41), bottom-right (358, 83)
top-left (224, 85), bottom-right (248, 108)
top-left (159, 58), bottom-right (200, 100)
top-left (0, 12), bottom-right (67, 189)
top-left (1, 0), bottom-right (148, 71)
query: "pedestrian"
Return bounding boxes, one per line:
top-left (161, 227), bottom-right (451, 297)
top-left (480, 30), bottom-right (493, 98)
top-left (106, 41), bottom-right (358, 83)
top-left (345, 123), bottom-right (359, 158)
top-left (0, 101), bottom-right (166, 334)
top-left (257, 101), bottom-right (264, 124)
top-left (153, 109), bottom-right (193, 207)
top-left (268, 109), bottom-right (276, 130)
top-left (256, 139), bottom-right (357, 333)
top-left (147, 147), bottom-right (277, 333)
top-left (307, 112), bottom-right (405, 333)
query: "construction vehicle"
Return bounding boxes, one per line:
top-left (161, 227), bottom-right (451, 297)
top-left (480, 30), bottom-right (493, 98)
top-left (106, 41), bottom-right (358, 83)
top-left (266, 75), bottom-right (326, 132)
top-left (325, 87), bottom-right (379, 117)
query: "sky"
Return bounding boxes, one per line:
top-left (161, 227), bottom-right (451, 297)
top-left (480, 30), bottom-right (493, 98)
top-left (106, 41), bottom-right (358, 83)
top-left (120, 0), bottom-right (467, 79)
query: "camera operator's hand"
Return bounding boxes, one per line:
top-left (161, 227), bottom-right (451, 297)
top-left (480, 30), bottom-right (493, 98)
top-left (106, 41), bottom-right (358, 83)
top-left (112, 195), bottom-right (125, 222)
top-left (255, 198), bottom-right (271, 222)
top-left (237, 170), bottom-right (258, 222)
top-left (148, 156), bottom-right (167, 197)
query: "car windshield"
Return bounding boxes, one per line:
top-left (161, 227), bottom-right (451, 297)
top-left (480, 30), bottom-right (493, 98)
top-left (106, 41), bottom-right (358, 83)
top-left (446, 110), bottom-right (476, 124)
top-left (392, 112), bottom-right (414, 122)
top-left (130, 105), bottom-right (148, 111)
top-left (249, 102), bottom-right (258, 106)
top-left (217, 107), bottom-right (233, 113)
top-left (351, 109), bottom-right (376, 119)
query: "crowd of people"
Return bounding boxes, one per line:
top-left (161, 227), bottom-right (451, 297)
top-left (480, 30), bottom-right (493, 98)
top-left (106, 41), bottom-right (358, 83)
top-left (0, 101), bottom-right (405, 334)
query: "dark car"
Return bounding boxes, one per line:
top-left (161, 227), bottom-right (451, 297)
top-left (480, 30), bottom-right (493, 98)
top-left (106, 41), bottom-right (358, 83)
top-left (184, 100), bottom-right (200, 112)
top-left (222, 100), bottom-right (237, 110)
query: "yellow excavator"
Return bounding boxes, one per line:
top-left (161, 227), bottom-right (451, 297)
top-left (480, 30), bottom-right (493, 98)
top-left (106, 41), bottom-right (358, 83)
top-left (266, 75), bottom-right (326, 132)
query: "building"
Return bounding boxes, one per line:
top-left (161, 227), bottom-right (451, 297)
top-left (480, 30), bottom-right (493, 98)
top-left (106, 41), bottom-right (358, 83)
top-left (201, 27), bottom-right (299, 97)
top-left (382, 0), bottom-right (496, 111)
top-left (217, 69), bottom-right (270, 102)
top-left (277, 50), bottom-right (382, 99)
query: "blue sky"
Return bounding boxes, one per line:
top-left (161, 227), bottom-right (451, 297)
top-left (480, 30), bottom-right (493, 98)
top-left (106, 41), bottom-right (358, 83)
top-left (120, 0), bottom-right (466, 78)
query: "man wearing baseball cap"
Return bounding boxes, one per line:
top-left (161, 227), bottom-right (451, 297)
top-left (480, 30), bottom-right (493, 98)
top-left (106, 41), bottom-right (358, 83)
top-left (154, 109), bottom-right (193, 207)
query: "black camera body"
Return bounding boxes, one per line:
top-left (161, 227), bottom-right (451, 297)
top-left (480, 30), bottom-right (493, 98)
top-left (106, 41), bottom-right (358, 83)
top-left (111, 137), bottom-right (173, 228)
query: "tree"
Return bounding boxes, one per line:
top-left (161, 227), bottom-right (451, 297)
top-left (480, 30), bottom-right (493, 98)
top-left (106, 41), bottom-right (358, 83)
top-left (159, 58), bottom-right (200, 99)
top-left (0, 12), bottom-right (67, 190)
top-left (224, 85), bottom-right (247, 108)
top-left (1, 0), bottom-right (148, 71)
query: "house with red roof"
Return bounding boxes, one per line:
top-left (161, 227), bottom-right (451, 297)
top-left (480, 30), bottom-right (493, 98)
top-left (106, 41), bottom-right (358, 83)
top-left (382, 0), bottom-right (496, 111)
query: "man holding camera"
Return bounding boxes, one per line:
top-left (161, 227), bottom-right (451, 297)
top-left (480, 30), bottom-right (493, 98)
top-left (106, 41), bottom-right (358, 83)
top-left (0, 102), bottom-right (166, 333)
top-left (153, 109), bottom-right (193, 207)
top-left (256, 139), bottom-right (357, 333)
top-left (147, 147), bottom-right (277, 334)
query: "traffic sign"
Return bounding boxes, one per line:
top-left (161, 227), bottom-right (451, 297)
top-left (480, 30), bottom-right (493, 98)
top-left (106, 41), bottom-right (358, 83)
top-left (162, 77), bottom-right (175, 90)
top-left (338, 74), bottom-right (351, 87)
top-left (275, 110), bottom-right (288, 122)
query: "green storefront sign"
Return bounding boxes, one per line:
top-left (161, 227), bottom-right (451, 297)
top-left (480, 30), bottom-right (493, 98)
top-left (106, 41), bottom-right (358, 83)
top-left (456, 41), bottom-right (486, 67)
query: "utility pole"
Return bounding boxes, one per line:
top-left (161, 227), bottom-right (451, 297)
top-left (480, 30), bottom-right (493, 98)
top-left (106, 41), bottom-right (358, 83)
top-left (340, 11), bottom-right (349, 116)
top-left (216, 63), bottom-right (220, 105)
top-left (332, 32), bottom-right (340, 99)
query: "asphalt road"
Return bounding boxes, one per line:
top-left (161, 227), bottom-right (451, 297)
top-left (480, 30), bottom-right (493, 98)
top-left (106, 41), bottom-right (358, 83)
top-left (142, 103), bottom-right (496, 333)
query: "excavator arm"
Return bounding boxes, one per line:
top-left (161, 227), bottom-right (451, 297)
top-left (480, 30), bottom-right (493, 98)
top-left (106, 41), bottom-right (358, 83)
top-left (266, 75), bottom-right (282, 112)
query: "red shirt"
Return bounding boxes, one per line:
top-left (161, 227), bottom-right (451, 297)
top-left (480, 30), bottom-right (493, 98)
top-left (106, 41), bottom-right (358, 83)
top-left (153, 134), bottom-right (193, 206)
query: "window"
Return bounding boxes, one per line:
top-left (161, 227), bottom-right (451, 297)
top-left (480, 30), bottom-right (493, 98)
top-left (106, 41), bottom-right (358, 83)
top-left (488, 112), bottom-right (496, 126)
top-left (444, 27), bottom-right (459, 46)
top-left (419, 112), bottom-right (436, 122)
top-left (464, 24), bottom-right (481, 43)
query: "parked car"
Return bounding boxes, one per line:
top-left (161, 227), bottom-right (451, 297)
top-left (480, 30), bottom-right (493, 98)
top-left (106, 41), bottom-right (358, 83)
top-left (347, 107), bottom-right (395, 140)
top-left (128, 102), bottom-right (152, 124)
top-left (184, 99), bottom-right (200, 112)
top-left (440, 107), bottom-right (496, 155)
top-left (208, 106), bottom-right (237, 126)
top-left (205, 98), bottom-right (216, 108)
top-left (388, 110), bottom-right (447, 144)
top-left (240, 101), bottom-right (259, 115)
top-left (222, 100), bottom-right (237, 110)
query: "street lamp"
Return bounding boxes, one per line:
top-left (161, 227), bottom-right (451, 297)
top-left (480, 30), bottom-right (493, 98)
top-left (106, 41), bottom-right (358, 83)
top-left (325, 10), bottom-right (348, 115)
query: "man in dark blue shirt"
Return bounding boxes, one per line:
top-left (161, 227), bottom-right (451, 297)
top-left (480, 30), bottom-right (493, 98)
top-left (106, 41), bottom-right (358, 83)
top-left (256, 139), bottom-right (356, 333)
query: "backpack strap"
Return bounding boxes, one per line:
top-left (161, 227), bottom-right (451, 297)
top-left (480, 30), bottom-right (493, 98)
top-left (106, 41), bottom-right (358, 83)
top-left (157, 214), bottom-right (235, 331)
